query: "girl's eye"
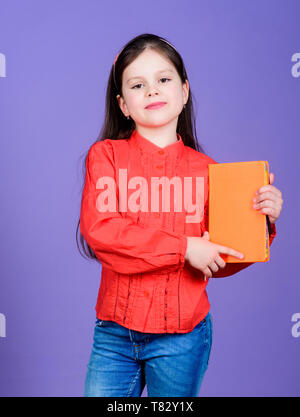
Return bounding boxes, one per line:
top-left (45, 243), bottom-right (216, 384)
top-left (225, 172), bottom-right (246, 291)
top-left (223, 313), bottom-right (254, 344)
top-left (132, 78), bottom-right (171, 89)
top-left (132, 83), bottom-right (143, 89)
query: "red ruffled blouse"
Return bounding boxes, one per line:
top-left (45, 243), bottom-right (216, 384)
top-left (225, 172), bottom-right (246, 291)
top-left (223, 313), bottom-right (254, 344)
top-left (80, 129), bottom-right (276, 333)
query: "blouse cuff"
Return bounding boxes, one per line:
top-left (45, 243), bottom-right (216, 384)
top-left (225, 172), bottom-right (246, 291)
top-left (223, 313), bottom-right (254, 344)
top-left (178, 235), bottom-right (188, 265)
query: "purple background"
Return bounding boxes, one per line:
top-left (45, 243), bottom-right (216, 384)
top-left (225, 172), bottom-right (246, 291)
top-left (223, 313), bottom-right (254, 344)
top-left (0, 0), bottom-right (299, 396)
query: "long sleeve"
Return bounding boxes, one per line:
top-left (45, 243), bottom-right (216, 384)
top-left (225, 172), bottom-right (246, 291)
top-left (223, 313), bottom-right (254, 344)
top-left (79, 140), bottom-right (187, 275)
top-left (204, 157), bottom-right (277, 279)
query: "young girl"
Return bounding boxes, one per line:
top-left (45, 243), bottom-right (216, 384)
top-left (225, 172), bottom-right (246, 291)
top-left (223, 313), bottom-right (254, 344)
top-left (77, 33), bottom-right (283, 397)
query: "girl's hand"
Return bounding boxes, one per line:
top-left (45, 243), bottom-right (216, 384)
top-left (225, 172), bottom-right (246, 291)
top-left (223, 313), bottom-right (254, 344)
top-left (253, 172), bottom-right (283, 224)
top-left (185, 232), bottom-right (244, 279)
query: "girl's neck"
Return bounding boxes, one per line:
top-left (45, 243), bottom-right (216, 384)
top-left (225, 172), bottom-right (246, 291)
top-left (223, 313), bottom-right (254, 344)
top-left (134, 124), bottom-right (179, 149)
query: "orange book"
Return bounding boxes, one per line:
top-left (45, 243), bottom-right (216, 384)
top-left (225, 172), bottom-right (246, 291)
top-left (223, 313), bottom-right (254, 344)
top-left (208, 161), bottom-right (270, 263)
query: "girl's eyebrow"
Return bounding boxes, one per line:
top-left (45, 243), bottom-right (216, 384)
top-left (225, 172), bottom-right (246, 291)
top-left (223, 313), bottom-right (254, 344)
top-left (126, 68), bottom-right (174, 84)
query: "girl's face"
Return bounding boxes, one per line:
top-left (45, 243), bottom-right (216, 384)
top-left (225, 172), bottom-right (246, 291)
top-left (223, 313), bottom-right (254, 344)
top-left (117, 48), bottom-right (189, 129)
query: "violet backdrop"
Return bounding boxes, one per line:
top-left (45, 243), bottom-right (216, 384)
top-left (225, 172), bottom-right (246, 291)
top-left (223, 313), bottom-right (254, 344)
top-left (0, 0), bottom-right (299, 396)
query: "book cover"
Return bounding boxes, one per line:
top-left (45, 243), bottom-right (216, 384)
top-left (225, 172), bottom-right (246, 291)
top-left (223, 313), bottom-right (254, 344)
top-left (208, 161), bottom-right (270, 263)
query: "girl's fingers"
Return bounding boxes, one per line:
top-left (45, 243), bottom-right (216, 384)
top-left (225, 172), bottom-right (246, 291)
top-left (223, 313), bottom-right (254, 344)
top-left (202, 231), bottom-right (210, 240)
top-left (215, 254), bottom-right (226, 269)
top-left (256, 186), bottom-right (282, 199)
top-left (203, 267), bottom-right (212, 278)
top-left (253, 199), bottom-right (274, 209)
top-left (254, 199), bottom-right (282, 214)
top-left (218, 245), bottom-right (244, 259)
top-left (254, 191), bottom-right (278, 204)
top-left (260, 207), bottom-right (279, 218)
top-left (207, 261), bottom-right (219, 273)
top-left (205, 255), bottom-right (228, 279)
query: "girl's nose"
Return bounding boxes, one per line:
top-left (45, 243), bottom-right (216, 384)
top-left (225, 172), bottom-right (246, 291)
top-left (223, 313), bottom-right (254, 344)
top-left (147, 85), bottom-right (160, 96)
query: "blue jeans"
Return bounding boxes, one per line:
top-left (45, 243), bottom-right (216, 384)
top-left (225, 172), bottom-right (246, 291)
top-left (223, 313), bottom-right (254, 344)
top-left (84, 311), bottom-right (213, 397)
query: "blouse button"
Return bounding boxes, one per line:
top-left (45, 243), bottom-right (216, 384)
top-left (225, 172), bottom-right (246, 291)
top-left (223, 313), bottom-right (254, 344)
top-left (158, 150), bottom-right (164, 155)
top-left (156, 164), bottom-right (163, 169)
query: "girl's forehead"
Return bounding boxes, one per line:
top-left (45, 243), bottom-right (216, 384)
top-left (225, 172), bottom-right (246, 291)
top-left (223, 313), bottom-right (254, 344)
top-left (123, 50), bottom-right (175, 80)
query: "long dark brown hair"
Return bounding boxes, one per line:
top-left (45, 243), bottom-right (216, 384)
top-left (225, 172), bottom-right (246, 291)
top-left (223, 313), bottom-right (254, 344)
top-left (76, 33), bottom-right (208, 261)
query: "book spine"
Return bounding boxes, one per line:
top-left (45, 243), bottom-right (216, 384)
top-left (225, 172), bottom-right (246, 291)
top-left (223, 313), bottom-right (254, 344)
top-left (265, 161), bottom-right (270, 261)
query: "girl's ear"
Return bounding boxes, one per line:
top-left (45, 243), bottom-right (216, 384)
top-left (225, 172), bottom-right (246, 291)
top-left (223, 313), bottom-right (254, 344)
top-left (116, 94), bottom-right (129, 118)
top-left (183, 79), bottom-right (189, 105)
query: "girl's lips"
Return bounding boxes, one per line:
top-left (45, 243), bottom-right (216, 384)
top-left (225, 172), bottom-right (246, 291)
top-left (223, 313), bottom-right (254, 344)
top-left (146, 102), bottom-right (166, 110)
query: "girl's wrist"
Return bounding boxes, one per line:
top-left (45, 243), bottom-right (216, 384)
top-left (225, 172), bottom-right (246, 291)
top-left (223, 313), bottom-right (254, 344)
top-left (185, 237), bottom-right (190, 261)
